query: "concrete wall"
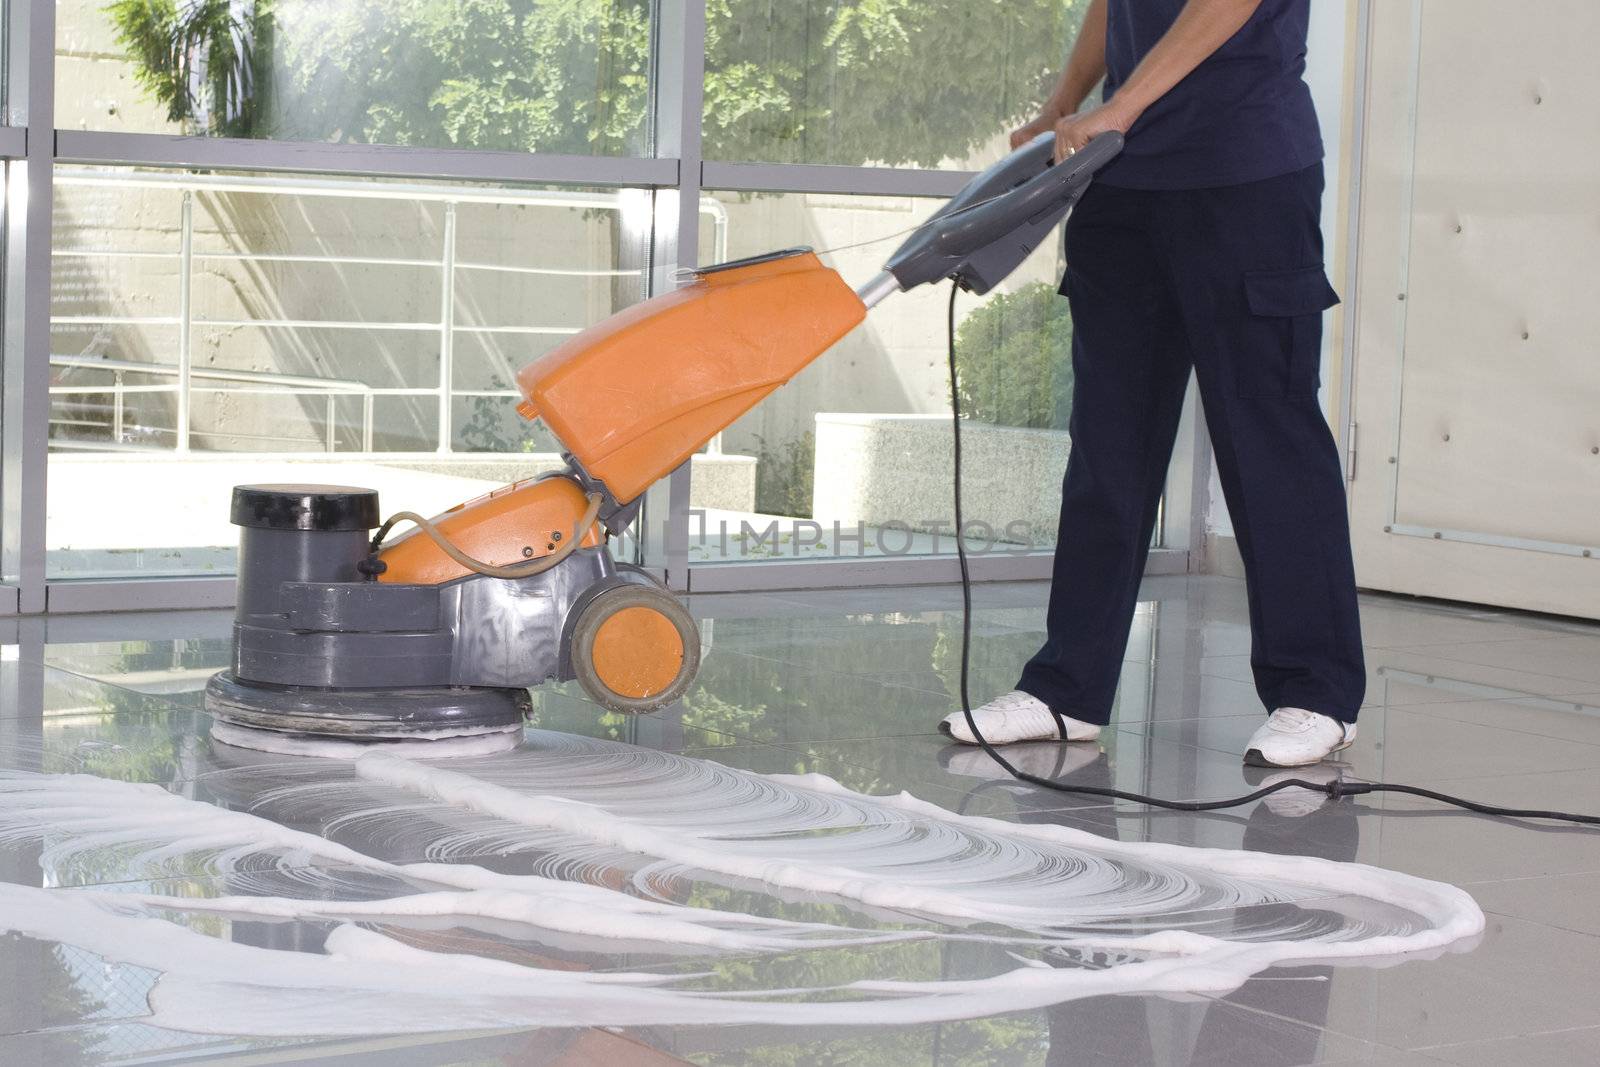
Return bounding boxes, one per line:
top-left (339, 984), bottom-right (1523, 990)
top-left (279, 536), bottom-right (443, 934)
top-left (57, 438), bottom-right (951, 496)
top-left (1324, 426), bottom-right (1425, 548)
top-left (57, 1), bottom-right (175, 134)
top-left (51, 178), bottom-right (636, 452)
top-left (386, 452), bottom-right (757, 513)
top-left (812, 414), bottom-right (1069, 547)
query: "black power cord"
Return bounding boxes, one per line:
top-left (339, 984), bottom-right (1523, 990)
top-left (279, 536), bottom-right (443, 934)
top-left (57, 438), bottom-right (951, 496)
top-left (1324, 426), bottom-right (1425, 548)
top-left (944, 280), bottom-right (1600, 827)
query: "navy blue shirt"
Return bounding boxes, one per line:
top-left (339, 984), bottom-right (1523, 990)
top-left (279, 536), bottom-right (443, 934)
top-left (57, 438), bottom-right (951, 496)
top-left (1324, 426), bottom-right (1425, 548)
top-left (1097, 0), bottom-right (1323, 190)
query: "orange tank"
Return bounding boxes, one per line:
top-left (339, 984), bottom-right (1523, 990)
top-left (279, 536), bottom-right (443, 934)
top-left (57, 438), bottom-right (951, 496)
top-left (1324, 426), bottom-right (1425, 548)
top-left (377, 475), bottom-right (602, 585)
top-left (516, 251), bottom-right (866, 504)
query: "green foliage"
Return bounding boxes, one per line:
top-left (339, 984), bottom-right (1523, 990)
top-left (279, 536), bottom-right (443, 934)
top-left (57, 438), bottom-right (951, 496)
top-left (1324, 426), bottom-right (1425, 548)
top-left (107, 0), bottom-right (276, 138)
top-left (704, 0), bottom-right (1089, 166)
top-left (454, 376), bottom-right (546, 452)
top-left (106, 0), bottom-right (653, 151)
top-left (455, 394), bottom-right (520, 452)
top-left (268, 0), bottom-right (654, 153)
top-left (753, 429), bottom-right (816, 518)
top-left (106, 0), bottom-right (1087, 166)
top-left (954, 280), bottom-right (1074, 429)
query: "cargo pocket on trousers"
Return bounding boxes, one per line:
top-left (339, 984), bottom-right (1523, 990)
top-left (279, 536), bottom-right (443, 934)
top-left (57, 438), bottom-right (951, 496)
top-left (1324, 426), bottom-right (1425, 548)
top-left (1236, 265), bottom-right (1340, 399)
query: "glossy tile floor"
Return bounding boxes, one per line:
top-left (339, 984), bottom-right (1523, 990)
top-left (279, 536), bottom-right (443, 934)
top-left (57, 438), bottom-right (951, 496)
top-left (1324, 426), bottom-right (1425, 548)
top-left (4, 575), bottom-right (1600, 1065)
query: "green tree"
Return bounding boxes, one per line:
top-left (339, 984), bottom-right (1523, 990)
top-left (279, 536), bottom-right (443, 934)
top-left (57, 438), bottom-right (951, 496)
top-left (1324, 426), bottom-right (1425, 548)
top-left (753, 429), bottom-right (815, 518)
top-left (954, 280), bottom-right (1074, 429)
top-left (106, 0), bottom-right (1087, 166)
top-left (705, 0), bottom-right (1087, 166)
top-left (107, 0), bottom-right (277, 138)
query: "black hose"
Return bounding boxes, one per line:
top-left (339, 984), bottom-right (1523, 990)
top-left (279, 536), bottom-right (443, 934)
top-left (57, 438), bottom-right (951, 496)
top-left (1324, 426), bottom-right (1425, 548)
top-left (945, 279), bottom-right (1600, 828)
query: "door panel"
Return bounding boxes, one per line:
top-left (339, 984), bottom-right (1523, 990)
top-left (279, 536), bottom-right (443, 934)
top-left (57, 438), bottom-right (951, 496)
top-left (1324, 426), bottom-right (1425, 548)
top-left (1349, 0), bottom-right (1600, 618)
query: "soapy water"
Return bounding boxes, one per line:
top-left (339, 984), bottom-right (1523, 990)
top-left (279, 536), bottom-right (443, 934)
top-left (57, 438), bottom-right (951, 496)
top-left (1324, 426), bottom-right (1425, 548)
top-left (0, 729), bottom-right (1483, 1037)
top-left (209, 720), bottom-right (523, 759)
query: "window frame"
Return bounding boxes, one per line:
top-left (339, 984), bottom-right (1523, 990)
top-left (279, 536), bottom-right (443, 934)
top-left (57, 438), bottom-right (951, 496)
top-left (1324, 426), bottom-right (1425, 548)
top-left (0, 0), bottom-right (1205, 614)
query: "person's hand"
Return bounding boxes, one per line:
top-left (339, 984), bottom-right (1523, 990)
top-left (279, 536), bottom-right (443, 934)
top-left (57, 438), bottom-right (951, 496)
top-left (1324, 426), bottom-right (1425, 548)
top-left (1009, 112), bottom-right (1058, 151)
top-left (1051, 100), bottom-right (1138, 163)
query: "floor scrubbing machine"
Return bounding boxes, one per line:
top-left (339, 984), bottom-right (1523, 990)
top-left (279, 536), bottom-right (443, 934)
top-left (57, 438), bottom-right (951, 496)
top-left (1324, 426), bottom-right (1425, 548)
top-left (205, 131), bottom-right (1123, 753)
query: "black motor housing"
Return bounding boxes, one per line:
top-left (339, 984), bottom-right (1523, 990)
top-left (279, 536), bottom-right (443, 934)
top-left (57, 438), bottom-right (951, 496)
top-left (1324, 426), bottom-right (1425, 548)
top-left (231, 484), bottom-right (378, 621)
top-left (210, 484), bottom-right (530, 741)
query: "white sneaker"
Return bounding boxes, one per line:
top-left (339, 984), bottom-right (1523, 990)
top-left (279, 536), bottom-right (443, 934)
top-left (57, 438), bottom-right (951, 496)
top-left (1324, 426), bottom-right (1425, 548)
top-left (939, 690), bottom-right (1102, 746)
top-left (1244, 707), bottom-right (1357, 768)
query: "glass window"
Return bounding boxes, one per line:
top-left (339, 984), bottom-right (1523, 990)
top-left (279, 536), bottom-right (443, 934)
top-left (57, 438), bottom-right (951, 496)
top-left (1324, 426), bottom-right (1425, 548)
top-left (47, 166), bottom-right (654, 579)
top-left (703, 0), bottom-right (1089, 166)
top-left (689, 190), bottom-right (1071, 565)
top-left (56, 1), bottom-right (653, 155)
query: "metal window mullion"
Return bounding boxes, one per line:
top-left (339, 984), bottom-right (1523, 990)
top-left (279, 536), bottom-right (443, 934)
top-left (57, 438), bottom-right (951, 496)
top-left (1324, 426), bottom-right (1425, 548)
top-left (176, 190), bottom-right (194, 452)
top-left (5, 1), bottom-right (55, 612)
top-left (700, 161), bottom-right (976, 198)
top-left (44, 576), bottom-right (237, 613)
top-left (1339, 0), bottom-right (1375, 483)
top-left (437, 201), bottom-right (458, 453)
top-left (59, 169), bottom-right (654, 210)
top-left (54, 130), bottom-right (680, 188)
top-left (647, 0), bottom-right (706, 593)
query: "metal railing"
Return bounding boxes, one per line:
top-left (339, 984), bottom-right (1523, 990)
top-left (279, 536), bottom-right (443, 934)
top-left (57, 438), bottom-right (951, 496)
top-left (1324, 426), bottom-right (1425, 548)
top-left (50, 171), bottom-right (730, 454)
top-left (49, 355), bottom-right (375, 452)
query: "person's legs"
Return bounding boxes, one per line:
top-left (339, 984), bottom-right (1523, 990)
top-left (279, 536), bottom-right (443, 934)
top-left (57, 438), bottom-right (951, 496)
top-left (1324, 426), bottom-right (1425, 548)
top-left (1161, 165), bottom-right (1366, 725)
top-left (1016, 185), bottom-right (1195, 726)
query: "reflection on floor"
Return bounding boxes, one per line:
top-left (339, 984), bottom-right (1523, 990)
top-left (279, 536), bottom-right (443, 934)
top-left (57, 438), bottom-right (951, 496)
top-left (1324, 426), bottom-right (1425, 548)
top-left (3, 575), bottom-right (1600, 1065)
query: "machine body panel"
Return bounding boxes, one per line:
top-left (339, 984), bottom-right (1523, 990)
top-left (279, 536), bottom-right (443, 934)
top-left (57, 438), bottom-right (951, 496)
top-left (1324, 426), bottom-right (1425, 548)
top-left (516, 251), bottom-right (866, 504)
top-left (377, 475), bottom-right (602, 586)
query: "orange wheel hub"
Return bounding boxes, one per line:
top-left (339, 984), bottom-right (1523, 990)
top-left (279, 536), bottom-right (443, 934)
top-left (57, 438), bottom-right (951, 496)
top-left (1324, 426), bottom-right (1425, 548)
top-left (590, 605), bottom-right (686, 699)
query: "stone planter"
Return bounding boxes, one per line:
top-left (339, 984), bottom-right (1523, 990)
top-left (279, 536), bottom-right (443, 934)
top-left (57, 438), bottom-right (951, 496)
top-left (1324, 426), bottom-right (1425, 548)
top-left (811, 413), bottom-right (1069, 548)
top-left (384, 451), bottom-right (758, 513)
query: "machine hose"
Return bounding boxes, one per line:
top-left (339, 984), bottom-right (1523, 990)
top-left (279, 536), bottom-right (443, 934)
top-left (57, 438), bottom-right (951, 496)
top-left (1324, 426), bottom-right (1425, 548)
top-left (368, 491), bottom-right (604, 580)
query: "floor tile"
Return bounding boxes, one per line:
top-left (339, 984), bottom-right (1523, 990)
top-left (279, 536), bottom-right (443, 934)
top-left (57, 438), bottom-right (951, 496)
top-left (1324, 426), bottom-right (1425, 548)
top-left (670, 996), bottom-right (1389, 1066)
top-left (1319, 1052), bottom-right (1454, 1067)
top-left (1388, 636), bottom-right (1600, 688)
top-left (1333, 789), bottom-right (1600, 884)
top-left (5, 575), bottom-right (1600, 1062)
top-left (42, 636), bottom-right (229, 707)
top-left (1467, 872), bottom-right (1600, 936)
top-left (1333, 913), bottom-right (1600, 1051)
top-left (781, 728), bottom-right (1316, 826)
top-left (1356, 600), bottom-right (1579, 650)
top-left (676, 656), bottom-right (963, 743)
top-left (1365, 652), bottom-right (1598, 705)
top-left (1387, 693), bottom-right (1600, 748)
top-left (0, 1025), bottom-right (311, 1065)
top-left (1417, 1026), bottom-right (1600, 1066)
top-left (1133, 705), bottom-right (1600, 783)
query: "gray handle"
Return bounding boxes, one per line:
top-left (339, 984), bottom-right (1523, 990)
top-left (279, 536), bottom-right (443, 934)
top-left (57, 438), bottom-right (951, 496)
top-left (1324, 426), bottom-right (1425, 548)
top-left (931, 133), bottom-right (1122, 254)
top-left (883, 130), bottom-right (1123, 295)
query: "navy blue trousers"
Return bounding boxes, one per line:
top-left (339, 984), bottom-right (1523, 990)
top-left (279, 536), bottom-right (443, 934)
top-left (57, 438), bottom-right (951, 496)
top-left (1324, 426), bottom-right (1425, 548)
top-left (1018, 164), bottom-right (1365, 725)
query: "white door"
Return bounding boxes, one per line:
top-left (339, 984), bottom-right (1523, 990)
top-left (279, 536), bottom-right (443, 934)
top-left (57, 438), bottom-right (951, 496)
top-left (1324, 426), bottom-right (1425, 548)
top-left (1347, 0), bottom-right (1600, 619)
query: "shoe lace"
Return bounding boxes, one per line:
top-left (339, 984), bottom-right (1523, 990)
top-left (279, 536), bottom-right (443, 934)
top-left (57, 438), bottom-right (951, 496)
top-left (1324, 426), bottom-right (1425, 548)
top-left (990, 690), bottom-right (1043, 714)
top-left (1269, 706), bottom-right (1321, 730)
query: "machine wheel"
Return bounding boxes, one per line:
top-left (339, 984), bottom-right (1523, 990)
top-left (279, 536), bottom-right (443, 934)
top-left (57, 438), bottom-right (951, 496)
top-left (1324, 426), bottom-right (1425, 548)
top-left (570, 584), bottom-right (700, 713)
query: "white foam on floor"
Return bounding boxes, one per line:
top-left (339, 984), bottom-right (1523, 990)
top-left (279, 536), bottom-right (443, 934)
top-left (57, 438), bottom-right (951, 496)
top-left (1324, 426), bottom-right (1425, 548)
top-left (0, 770), bottom-right (869, 954)
top-left (0, 881), bottom-right (1406, 1036)
top-left (0, 732), bottom-right (1485, 1037)
top-left (210, 721), bottom-right (522, 759)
